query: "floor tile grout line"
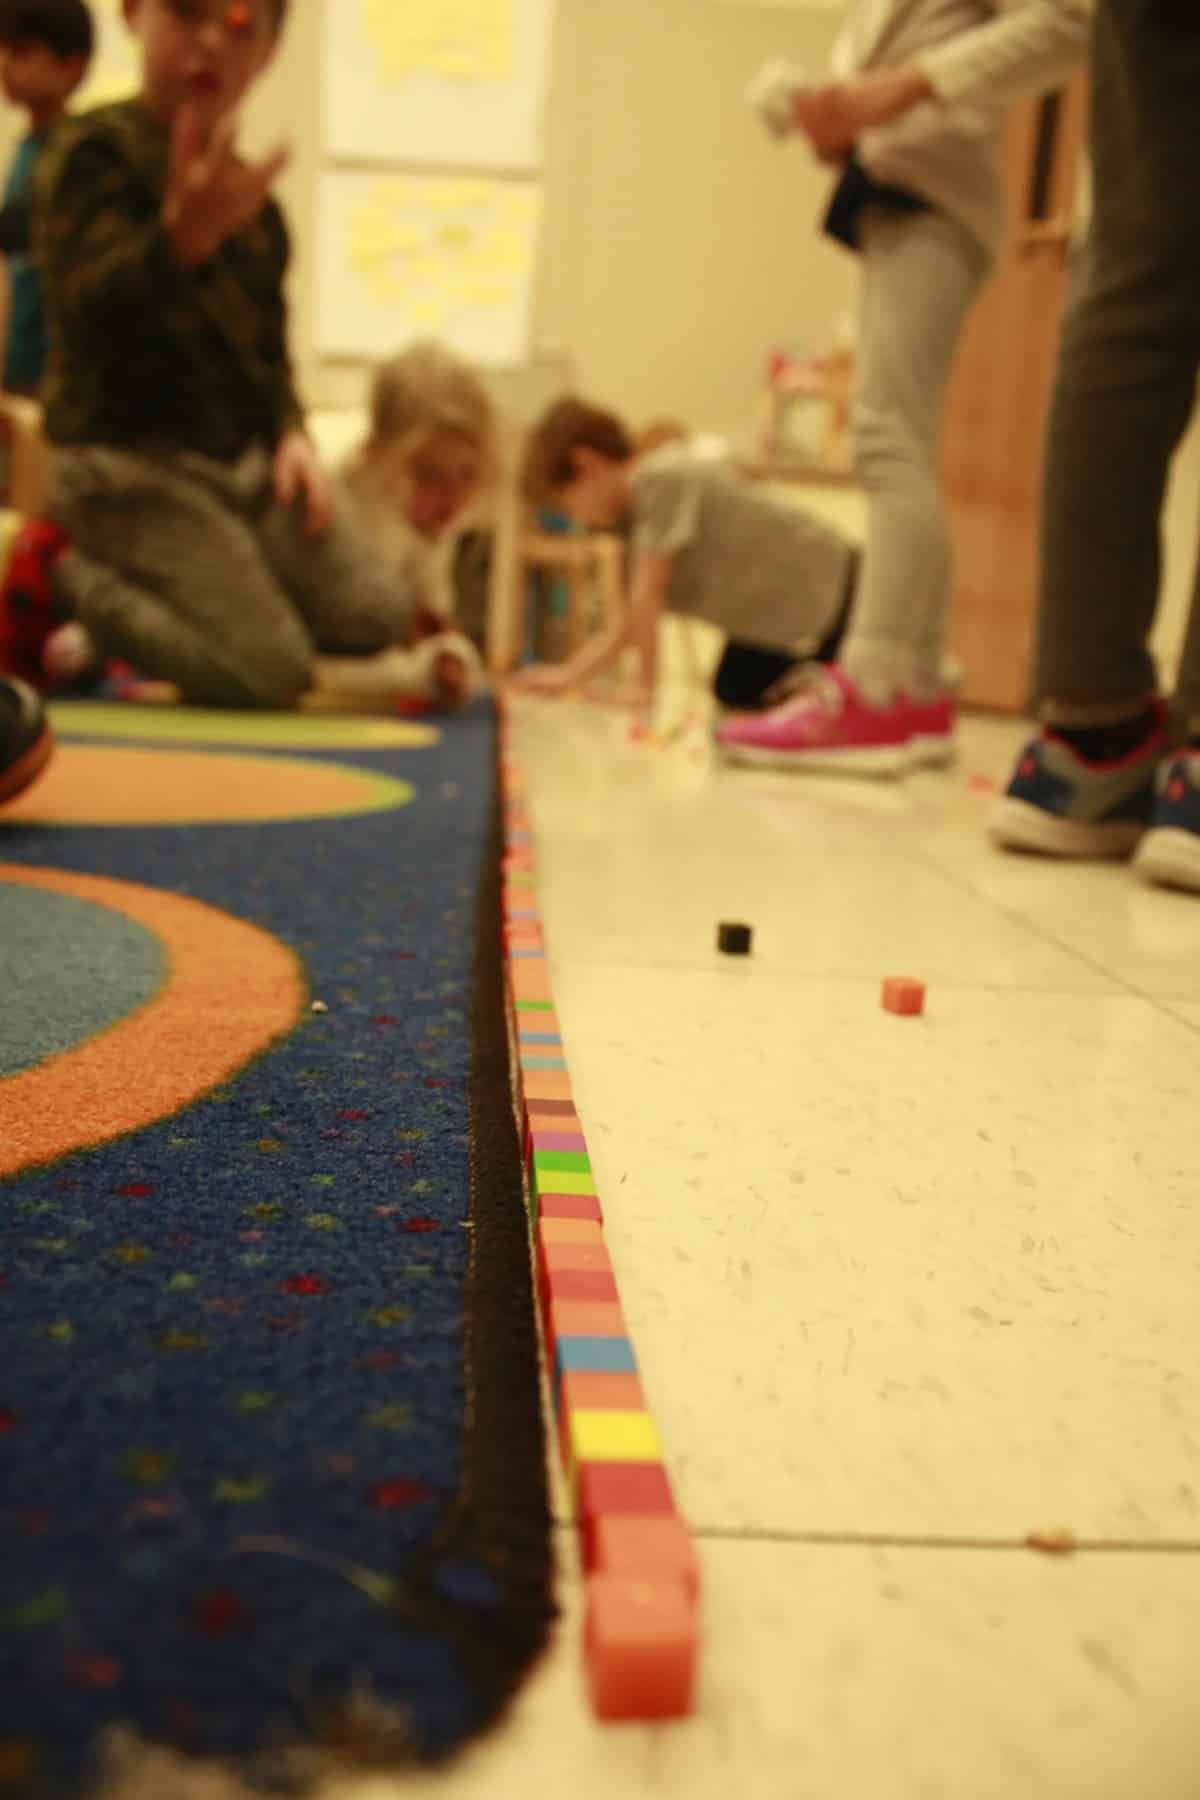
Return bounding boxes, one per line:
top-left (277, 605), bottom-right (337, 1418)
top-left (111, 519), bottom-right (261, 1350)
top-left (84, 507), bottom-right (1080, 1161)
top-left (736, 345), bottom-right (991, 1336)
top-left (549, 1517), bottom-right (1200, 1554)
top-left (904, 837), bottom-right (1194, 1012)
top-left (541, 956), bottom-right (1142, 998)
top-left (690, 1526), bottom-right (1200, 1554)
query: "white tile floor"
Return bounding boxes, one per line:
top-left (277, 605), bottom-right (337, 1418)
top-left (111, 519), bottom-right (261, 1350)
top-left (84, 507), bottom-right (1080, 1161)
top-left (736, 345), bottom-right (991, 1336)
top-left (333, 691), bottom-right (1200, 1800)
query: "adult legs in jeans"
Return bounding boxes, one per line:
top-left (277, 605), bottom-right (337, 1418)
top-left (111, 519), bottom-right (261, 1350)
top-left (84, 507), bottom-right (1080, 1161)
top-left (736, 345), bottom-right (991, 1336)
top-left (841, 207), bottom-right (988, 703)
top-left (1032, 0), bottom-right (1200, 741)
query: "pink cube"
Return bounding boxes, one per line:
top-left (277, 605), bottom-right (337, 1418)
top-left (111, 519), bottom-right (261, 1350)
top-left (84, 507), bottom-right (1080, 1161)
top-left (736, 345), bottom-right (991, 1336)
top-left (585, 1576), bottom-right (698, 1720)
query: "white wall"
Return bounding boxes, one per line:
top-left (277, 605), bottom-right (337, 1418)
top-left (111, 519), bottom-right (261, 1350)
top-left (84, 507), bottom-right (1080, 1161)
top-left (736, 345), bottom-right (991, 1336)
top-left (243, 0), bottom-right (854, 433)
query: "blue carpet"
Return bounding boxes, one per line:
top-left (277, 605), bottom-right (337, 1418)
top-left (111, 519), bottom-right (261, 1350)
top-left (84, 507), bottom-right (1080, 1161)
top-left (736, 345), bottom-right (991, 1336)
top-left (0, 701), bottom-right (553, 1796)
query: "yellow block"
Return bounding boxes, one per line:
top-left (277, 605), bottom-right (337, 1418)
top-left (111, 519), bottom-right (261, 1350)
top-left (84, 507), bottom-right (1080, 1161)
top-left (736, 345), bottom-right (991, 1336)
top-left (569, 1409), bottom-right (663, 1466)
top-left (534, 1168), bottom-right (596, 1197)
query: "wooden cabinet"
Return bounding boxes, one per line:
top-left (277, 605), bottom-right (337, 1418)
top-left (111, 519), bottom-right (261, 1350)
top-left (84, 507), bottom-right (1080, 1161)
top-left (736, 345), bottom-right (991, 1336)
top-left (943, 78), bottom-right (1088, 712)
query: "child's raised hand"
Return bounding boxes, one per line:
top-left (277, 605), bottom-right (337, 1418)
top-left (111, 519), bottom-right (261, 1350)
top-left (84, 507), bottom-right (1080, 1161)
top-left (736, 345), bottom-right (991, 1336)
top-left (274, 429), bottom-right (334, 536)
top-left (164, 106), bottom-right (291, 268)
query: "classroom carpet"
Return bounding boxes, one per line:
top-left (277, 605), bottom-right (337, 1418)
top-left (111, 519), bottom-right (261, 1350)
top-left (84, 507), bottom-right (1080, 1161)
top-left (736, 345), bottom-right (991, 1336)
top-left (0, 700), bottom-right (554, 1797)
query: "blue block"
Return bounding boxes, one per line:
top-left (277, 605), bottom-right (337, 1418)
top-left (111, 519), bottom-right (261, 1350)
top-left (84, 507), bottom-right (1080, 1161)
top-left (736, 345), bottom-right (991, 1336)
top-left (520, 1056), bottom-right (567, 1070)
top-left (555, 1336), bottom-right (638, 1382)
top-left (517, 1031), bottom-right (561, 1046)
top-left (509, 949), bottom-right (545, 961)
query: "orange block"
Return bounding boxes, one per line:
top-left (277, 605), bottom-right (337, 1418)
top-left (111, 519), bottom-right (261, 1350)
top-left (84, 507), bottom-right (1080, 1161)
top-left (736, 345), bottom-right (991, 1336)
top-left (545, 1298), bottom-right (627, 1340)
top-left (591, 1514), bottom-right (701, 1599)
top-left (537, 1217), bottom-right (603, 1245)
top-left (560, 1371), bottom-right (646, 1413)
top-left (522, 1071), bottom-right (574, 1100)
top-left (539, 1238), bottom-right (613, 1275)
top-left (881, 976), bottom-right (925, 1016)
top-left (585, 1576), bottom-right (697, 1721)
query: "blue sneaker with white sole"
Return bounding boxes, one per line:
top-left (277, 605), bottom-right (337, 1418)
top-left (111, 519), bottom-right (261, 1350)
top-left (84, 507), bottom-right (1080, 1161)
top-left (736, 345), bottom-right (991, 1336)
top-left (990, 709), bottom-right (1167, 859)
top-left (1134, 753), bottom-right (1200, 893)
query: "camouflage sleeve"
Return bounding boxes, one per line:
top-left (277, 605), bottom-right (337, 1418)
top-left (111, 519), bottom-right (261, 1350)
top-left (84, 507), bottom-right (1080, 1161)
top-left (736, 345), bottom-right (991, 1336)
top-left (33, 130), bottom-right (186, 331)
top-left (0, 199), bottom-right (31, 255)
top-left (261, 202), bottom-right (305, 444)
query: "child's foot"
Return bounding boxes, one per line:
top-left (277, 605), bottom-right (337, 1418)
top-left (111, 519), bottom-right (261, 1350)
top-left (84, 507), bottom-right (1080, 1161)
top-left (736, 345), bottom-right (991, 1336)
top-left (907, 691), bottom-right (958, 768)
top-left (0, 676), bottom-right (53, 806)
top-left (1133, 753), bottom-right (1200, 893)
top-left (715, 665), bottom-right (913, 775)
top-left (990, 707), bottom-right (1167, 858)
top-left (0, 522), bottom-right (72, 688)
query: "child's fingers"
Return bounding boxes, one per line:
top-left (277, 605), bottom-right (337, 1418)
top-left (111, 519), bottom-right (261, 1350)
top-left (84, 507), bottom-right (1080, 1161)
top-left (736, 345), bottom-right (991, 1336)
top-left (248, 143), bottom-right (292, 205)
top-left (274, 444), bottom-right (298, 506)
top-left (168, 105), bottom-right (203, 193)
top-left (304, 471), bottom-right (334, 537)
top-left (202, 114), bottom-right (238, 186)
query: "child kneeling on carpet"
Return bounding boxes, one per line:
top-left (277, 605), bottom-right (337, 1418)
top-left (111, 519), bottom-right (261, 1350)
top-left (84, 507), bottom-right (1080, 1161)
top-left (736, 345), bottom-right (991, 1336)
top-left (0, 0), bottom-right (478, 712)
top-left (513, 398), bottom-right (900, 761)
top-left (337, 341), bottom-right (497, 681)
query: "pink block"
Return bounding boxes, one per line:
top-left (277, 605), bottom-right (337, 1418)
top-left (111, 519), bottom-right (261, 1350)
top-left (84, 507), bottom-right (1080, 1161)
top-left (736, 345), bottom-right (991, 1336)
top-left (529, 1131), bottom-right (588, 1154)
top-left (585, 1576), bottom-right (698, 1721)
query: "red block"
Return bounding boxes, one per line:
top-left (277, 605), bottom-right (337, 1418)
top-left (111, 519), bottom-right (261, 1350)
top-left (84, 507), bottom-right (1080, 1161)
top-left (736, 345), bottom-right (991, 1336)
top-left (538, 1192), bottom-right (603, 1224)
top-left (881, 976), bottom-right (926, 1017)
top-left (577, 1460), bottom-right (675, 1531)
top-left (543, 1267), bottom-right (620, 1305)
top-left (585, 1576), bottom-right (698, 1721)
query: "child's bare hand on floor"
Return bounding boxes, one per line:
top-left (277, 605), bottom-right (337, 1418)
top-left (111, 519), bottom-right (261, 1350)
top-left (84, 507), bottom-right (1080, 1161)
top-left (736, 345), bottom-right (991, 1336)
top-left (274, 429), bottom-right (334, 536)
top-left (510, 663), bottom-right (571, 697)
top-left (164, 106), bottom-right (291, 268)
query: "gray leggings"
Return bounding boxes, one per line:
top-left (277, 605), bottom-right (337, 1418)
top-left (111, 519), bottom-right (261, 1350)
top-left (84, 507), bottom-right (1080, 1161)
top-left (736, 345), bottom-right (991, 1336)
top-left (50, 445), bottom-right (419, 709)
top-left (1033, 0), bottom-right (1200, 736)
top-left (842, 206), bottom-right (989, 702)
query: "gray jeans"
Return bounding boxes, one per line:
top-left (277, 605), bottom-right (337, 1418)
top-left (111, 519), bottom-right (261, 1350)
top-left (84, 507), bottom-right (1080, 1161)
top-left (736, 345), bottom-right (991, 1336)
top-left (50, 445), bottom-right (419, 709)
top-left (1033, 0), bottom-right (1200, 735)
top-left (842, 206), bottom-right (989, 702)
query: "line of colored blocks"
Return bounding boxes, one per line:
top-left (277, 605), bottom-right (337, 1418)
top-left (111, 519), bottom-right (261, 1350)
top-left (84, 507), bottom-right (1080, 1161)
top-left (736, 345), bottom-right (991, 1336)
top-left (497, 707), bottom-right (700, 1724)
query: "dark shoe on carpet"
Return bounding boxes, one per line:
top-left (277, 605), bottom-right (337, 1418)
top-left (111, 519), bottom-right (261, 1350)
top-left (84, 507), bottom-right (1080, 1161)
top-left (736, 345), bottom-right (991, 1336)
top-left (990, 711), bottom-right (1167, 859)
top-left (1133, 752), bottom-right (1200, 894)
top-left (0, 674), bottom-right (53, 805)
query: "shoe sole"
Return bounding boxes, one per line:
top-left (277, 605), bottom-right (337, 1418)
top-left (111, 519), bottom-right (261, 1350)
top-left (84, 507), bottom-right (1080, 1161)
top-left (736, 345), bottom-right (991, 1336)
top-left (989, 796), bottom-right (1144, 860)
top-left (909, 732), bottom-right (956, 770)
top-left (0, 722), bottom-right (54, 807)
top-left (718, 739), bottom-right (910, 777)
top-left (1133, 828), bottom-right (1200, 894)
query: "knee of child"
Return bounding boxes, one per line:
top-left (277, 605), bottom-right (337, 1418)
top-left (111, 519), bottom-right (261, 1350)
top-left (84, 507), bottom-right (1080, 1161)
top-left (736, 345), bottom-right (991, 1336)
top-left (246, 639), bottom-right (314, 710)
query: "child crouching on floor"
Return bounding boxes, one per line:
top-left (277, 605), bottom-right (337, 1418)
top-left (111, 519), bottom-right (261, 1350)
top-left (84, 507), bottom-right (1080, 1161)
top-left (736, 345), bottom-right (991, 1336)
top-left (0, 0), bottom-right (478, 713)
top-left (513, 398), bottom-right (911, 766)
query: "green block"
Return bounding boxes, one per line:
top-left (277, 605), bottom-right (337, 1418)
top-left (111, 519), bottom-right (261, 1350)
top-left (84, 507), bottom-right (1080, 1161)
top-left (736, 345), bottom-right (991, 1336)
top-left (533, 1151), bottom-right (591, 1174)
top-left (515, 1000), bottom-right (553, 1012)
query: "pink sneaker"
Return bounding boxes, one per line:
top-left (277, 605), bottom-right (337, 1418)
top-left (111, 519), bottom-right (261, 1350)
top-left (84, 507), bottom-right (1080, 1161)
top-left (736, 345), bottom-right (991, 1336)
top-left (907, 692), bottom-right (958, 768)
top-left (715, 666), bottom-right (912, 775)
